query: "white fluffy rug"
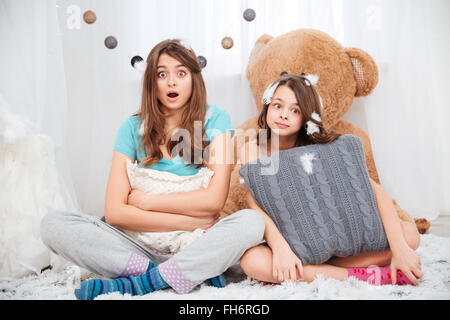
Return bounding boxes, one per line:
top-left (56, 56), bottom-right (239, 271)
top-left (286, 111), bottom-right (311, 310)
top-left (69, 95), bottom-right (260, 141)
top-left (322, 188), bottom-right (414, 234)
top-left (1, 234), bottom-right (449, 300)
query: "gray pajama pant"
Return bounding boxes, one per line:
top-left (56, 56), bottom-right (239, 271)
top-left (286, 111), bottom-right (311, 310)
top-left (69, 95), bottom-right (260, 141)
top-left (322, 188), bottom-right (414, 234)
top-left (40, 209), bottom-right (265, 294)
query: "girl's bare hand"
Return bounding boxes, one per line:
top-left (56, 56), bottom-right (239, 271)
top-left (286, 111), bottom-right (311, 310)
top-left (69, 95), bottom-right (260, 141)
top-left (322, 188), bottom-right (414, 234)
top-left (272, 245), bottom-right (303, 283)
top-left (191, 213), bottom-right (220, 231)
top-left (127, 189), bottom-right (151, 210)
top-left (390, 243), bottom-right (423, 285)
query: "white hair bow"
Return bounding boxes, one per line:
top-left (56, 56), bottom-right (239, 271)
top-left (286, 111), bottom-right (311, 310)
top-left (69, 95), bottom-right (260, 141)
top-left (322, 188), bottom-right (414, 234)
top-left (302, 74), bottom-right (319, 86)
top-left (262, 81), bottom-right (280, 105)
top-left (306, 112), bottom-right (322, 135)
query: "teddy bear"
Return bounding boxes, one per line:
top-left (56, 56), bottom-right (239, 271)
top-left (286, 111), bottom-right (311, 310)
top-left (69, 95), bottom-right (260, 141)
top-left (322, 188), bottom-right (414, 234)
top-left (221, 28), bottom-right (430, 234)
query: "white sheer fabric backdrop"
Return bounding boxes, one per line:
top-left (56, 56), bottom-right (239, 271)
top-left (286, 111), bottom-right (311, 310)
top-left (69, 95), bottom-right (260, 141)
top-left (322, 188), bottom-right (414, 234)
top-left (0, 0), bottom-right (78, 213)
top-left (55, 0), bottom-right (352, 217)
top-left (0, 0), bottom-right (77, 277)
top-left (1, 0), bottom-right (448, 223)
top-left (340, 0), bottom-right (450, 220)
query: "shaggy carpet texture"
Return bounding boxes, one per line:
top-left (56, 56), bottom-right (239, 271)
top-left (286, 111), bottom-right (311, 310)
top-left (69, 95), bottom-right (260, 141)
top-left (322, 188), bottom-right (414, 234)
top-left (1, 234), bottom-right (449, 300)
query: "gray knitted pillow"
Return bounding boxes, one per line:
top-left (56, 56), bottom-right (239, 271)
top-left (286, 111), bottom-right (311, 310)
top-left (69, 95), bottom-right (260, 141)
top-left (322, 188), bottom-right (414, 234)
top-left (239, 134), bottom-right (389, 265)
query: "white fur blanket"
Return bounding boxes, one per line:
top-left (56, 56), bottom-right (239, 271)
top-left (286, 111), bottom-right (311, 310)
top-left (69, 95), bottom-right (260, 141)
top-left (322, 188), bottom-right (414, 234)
top-left (1, 234), bottom-right (449, 300)
top-left (0, 95), bottom-right (68, 278)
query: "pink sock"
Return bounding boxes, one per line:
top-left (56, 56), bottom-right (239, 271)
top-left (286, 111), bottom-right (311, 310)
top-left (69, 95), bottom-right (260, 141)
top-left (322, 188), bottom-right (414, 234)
top-left (347, 267), bottom-right (414, 286)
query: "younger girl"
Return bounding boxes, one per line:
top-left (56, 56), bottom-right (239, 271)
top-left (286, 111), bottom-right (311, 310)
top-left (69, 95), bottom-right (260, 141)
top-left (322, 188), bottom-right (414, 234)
top-left (238, 73), bottom-right (422, 286)
top-left (40, 39), bottom-right (265, 300)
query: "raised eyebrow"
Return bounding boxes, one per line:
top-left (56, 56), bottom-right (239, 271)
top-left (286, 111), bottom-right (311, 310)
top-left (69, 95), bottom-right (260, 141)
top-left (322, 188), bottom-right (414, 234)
top-left (157, 64), bottom-right (186, 69)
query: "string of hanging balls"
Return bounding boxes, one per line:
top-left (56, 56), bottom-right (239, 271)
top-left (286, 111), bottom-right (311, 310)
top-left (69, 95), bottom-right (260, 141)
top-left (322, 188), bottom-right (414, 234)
top-left (82, 8), bottom-right (256, 70)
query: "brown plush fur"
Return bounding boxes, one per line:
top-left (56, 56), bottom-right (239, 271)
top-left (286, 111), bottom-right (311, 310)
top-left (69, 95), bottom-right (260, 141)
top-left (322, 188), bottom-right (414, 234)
top-left (221, 29), bottom-right (429, 234)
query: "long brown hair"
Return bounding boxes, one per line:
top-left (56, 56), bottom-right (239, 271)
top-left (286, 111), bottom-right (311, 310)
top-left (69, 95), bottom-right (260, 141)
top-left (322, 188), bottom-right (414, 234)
top-left (257, 73), bottom-right (339, 147)
top-left (135, 39), bottom-right (208, 168)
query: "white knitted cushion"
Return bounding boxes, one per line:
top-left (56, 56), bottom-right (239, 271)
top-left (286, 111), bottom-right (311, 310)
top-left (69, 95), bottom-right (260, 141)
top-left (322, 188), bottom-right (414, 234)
top-left (120, 159), bottom-right (214, 254)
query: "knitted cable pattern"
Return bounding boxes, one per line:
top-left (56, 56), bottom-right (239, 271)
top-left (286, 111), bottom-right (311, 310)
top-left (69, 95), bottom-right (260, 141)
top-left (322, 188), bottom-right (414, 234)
top-left (239, 135), bottom-right (389, 265)
top-left (241, 157), bottom-right (313, 264)
top-left (341, 137), bottom-right (389, 253)
top-left (267, 159), bottom-right (314, 264)
top-left (308, 148), bottom-right (353, 258)
top-left (292, 153), bottom-right (331, 264)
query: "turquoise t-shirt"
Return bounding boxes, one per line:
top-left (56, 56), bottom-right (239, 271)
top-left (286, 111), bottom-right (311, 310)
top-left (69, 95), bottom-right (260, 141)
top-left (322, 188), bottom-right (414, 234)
top-left (114, 104), bottom-right (234, 176)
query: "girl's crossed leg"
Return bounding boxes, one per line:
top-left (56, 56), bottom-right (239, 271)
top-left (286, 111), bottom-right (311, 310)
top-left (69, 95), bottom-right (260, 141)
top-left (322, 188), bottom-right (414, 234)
top-left (240, 220), bottom-right (420, 285)
top-left (41, 208), bottom-right (265, 299)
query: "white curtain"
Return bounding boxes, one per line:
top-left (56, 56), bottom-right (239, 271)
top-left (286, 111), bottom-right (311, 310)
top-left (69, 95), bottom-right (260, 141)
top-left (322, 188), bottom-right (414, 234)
top-left (0, 0), bottom-right (78, 277)
top-left (339, 0), bottom-right (450, 220)
top-left (55, 0), bottom-right (346, 217)
top-left (0, 0), bottom-right (78, 212)
top-left (1, 0), bottom-right (448, 225)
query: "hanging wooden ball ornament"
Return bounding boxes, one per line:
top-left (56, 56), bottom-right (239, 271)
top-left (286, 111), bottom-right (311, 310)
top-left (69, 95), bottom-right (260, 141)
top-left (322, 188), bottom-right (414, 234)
top-left (104, 36), bottom-right (118, 49)
top-left (83, 10), bottom-right (97, 24)
top-left (197, 56), bottom-right (207, 69)
top-left (243, 8), bottom-right (256, 22)
top-left (221, 37), bottom-right (234, 50)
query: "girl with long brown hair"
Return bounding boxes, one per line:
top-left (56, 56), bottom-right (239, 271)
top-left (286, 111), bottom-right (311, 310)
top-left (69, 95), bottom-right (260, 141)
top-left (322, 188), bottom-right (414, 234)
top-left (40, 39), bottom-right (265, 300)
top-left (238, 73), bottom-right (423, 286)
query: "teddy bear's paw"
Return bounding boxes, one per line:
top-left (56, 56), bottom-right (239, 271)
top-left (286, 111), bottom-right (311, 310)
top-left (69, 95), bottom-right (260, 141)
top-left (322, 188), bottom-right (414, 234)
top-left (414, 218), bottom-right (431, 234)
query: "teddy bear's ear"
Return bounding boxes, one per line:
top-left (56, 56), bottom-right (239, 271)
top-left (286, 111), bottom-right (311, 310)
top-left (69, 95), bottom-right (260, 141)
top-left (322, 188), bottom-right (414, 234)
top-left (247, 34), bottom-right (273, 77)
top-left (345, 48), bottom-right (379, 97)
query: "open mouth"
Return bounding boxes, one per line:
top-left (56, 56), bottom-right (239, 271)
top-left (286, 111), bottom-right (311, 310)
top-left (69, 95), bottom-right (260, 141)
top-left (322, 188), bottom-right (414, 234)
top-left (167, 92), bottom-right (179, 98)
